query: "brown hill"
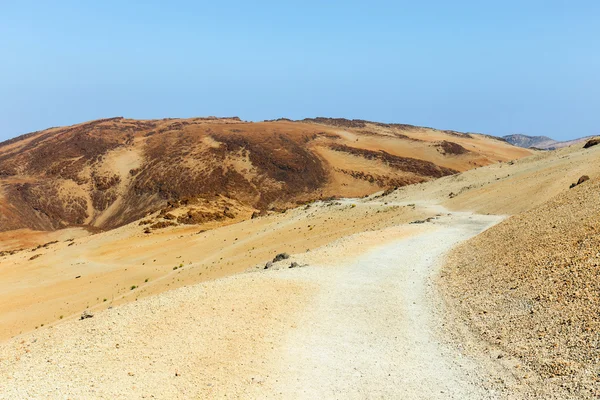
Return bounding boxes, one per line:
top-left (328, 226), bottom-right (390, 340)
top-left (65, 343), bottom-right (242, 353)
top-left (0, 116), bottom-right (530, 233)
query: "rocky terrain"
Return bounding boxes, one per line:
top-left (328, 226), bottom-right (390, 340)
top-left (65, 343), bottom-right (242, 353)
top-left (0, 116), bottom-right (529, 235)
top-left (442, 145), bottom-right (600, 398)
top-left (503, 133), bottom-right (595, 150)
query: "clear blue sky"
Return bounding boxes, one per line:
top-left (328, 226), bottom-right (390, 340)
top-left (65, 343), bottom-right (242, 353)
top-left (1, 1), bottom-right (598, 141)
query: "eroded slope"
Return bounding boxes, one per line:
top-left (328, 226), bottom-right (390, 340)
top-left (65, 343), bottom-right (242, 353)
top-left (0, 117), bottom-right (530, 234)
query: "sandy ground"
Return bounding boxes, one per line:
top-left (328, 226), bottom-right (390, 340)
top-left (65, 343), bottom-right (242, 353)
top-left (0, 199), bottom-right (432, 341)
top-left (0, 209), bottom-right (505, 399)
top-left (386, 142), bottom-right (600, 215)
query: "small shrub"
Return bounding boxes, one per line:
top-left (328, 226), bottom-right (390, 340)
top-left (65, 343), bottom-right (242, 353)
top-left (130, 285), bottom-right (137, 290)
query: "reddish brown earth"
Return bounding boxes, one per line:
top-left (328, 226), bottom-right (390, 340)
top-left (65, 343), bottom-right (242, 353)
top-left (0, 116), bottom-right (530, 236)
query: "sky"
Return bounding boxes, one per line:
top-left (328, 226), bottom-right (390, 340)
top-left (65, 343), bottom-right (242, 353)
top-left (0, 1), bottom-right (598, 141)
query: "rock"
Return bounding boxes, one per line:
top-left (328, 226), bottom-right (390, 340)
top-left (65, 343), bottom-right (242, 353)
top-left (251, 211), bottom-right (260, 219)
top-left (264, 261), bottom-right (273, 270)
top-left (410, 217), bottom-right (434, 224)
top-left (570, 175), bottom-right (590, 188)
top-left (223, 207), bottom-right (236, 219)
top-left (289, 262), bottom-right (300, 268)
top-left (80, 310), bottom-right (94, 320)
top-left (583, 138), bottom-right (600, 149)
top-left (272, 253), bottom-right (290, 263)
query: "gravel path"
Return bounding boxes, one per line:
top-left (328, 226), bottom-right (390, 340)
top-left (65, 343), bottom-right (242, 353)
top-left (0, 210), bottom-right (504, 399)
top-left (267, 211), bottom-right (504, 399)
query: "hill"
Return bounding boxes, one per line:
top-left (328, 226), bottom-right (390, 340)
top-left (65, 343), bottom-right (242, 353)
top-left (503, 133), bottom-right (594, 150)
top-left (441, 142), bottom-right (600, 398)
top-left (0, 116), bottom-right (530, 234)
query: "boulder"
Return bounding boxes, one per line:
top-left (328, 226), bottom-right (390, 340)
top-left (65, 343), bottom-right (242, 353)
top-left (273, 253), bottom-right (290, 263)
top-left (80, 310), bottom-right (94, 320)
top-left (577, 175), bottom-right (590, 185)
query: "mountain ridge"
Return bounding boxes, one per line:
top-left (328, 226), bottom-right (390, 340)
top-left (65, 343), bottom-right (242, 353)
top-left (503, 133), bottom-right (594, 150)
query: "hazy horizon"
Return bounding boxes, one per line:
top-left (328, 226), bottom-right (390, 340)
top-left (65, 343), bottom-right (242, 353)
top-left (1, 1), bottom-right (599, 141)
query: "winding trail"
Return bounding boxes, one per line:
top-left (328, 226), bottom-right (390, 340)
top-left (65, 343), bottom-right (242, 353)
top-left (266, 211), bottom-right (503, 399)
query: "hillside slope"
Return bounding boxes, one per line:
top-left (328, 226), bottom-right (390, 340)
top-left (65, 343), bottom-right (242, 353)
top-left (442, 154), bottom-right (600, 397)
top-left (0, 116), bottom-right (530, 233)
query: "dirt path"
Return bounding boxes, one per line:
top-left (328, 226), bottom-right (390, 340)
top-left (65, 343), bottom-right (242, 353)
top-left (265, 211), bottom-right (504, 399)
top-left (0, 211), bottom-right (504, 399)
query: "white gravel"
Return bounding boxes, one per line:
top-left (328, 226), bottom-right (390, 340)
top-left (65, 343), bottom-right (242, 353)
top-left (268, 211), bottom-right (504, 399)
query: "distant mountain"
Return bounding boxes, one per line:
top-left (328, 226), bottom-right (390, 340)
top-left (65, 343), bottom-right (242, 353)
top-left (503, 134), bottom-right (594, 150)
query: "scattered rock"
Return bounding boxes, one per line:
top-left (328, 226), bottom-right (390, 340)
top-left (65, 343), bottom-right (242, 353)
top-left (80, 310), bottom-right (94, 320)
top-left (410, 217), bottom-right (435, 224)
top-left (570, 175), bottom-right (589, 188)
top-left (272, 253), bottom-right (290, 263)
top-left (577, 175), bottom-right (590, 185)
top-left (264, 261), bottom-right (273, 270)
top-left (162, 213), bottom-right (176, 220)
top-left (149, 221), bottom-right (177, 230)
top-left (289, 262), bottom-right (300, 268)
